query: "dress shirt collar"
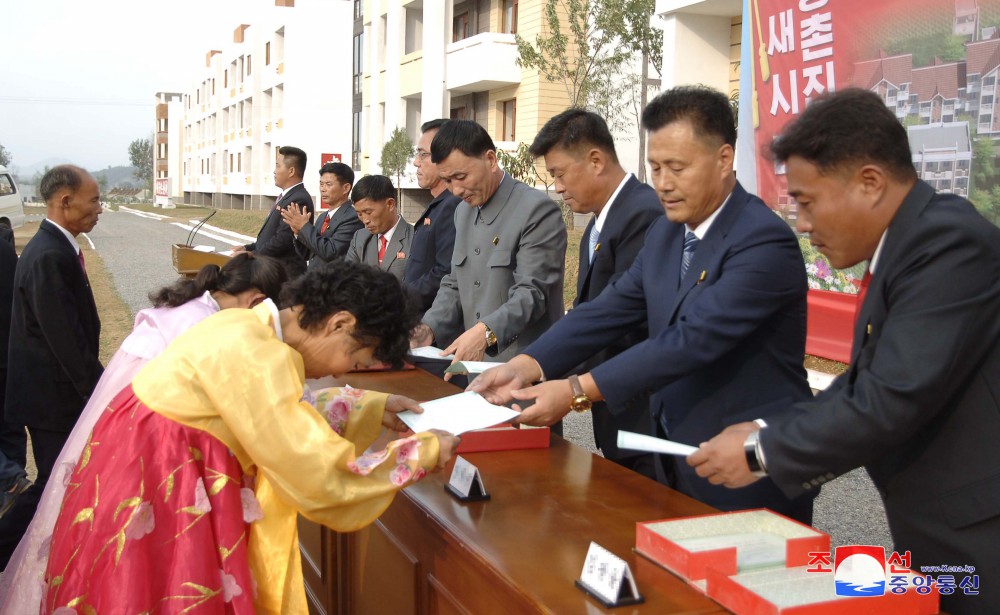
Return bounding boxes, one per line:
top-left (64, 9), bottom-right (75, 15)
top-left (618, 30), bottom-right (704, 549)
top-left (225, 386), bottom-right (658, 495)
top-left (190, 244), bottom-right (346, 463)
top-left (277, 181), bottom-right (304, 203)
top-left (46, 219), bottom-right (81, 254)
top-left (868, 229), bottom-right (888, 275)
top-left (594, 173), bottom-right (632, 234)
top-left (686, 191), bottom-right (732, 240)
top-left (380, 215), bottom-right (402, 247)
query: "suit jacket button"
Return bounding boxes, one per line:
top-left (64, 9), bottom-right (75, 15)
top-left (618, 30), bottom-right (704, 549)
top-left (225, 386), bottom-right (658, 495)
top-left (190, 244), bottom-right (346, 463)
top-left (474, 280), bottom-right (481, 287)
top-left (474, 247), bottom-right (481, 255)
top-left (802, 482), bottom-right (812, 490)
top-left (475, 312), bottom-right (480, 319)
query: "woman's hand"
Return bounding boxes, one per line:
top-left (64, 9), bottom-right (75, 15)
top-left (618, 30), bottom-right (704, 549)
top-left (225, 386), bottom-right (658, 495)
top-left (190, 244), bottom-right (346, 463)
top-left (382, 395), bottom-right (421, 431)
top-left (429, 429), bottom-right (461, 471)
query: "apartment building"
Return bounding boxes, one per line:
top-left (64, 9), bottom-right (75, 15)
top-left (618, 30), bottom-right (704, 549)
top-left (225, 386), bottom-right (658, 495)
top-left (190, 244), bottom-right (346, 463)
top-left (354, 0), bottom-right (569, 214)
top-left (179, 0), bottom-right (353, 210)
top-left (154, 91), bottom-right (184, 204)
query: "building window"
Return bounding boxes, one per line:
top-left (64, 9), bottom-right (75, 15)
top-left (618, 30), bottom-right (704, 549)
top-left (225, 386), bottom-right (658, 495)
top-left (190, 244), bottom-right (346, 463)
top-left (501, 99), bottom-right (516, 141)
top-left (450, 107), bottom-right (468, 120)
top-left (212, 78), bottom-right (216, 95)
top-left (352, 111), bottom-right (363, 170)
top-left (453, 12), bottom-right (470, 42)
top-left (247, 54), bottom-right (252, 76)
top-left (353, 33), bottom-right (364, 95)
top-left (354, 0), bottom-right (362, 19)
top-left (158, 143), bottom-right (167, 158)
top-left (238, 152), bottom-right (242, 173)
top-left (503, 0), bottom-right (518, 34)
top-left (266, 41), bottom-right (271, 65)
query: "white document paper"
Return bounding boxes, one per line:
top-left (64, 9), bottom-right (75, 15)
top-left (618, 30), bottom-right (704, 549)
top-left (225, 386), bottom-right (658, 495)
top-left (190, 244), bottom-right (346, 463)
top-left (191, 244), bottom-right (217, 253)
top-left (397, 391), bottom-right (518, 435)
top-left (617, 430), bottom-right (698, 457)
top-left (444, 360), bottom-right (504, 375)
top-left (409, 346), bottom-right (455, 361)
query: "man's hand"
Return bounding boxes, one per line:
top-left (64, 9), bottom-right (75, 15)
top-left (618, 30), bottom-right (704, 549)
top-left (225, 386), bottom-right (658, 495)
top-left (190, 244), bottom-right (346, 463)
top-left (382, 394), bottom-right (422, 432)
top-left (429, 429), bottom-right (461, 472)
top-left (231, 245), bottom-right (248, 254)
top-left (466, 355), bottom-right (540, 405)
top-left (509, 379), bottom-right (575, 427)
top-left (281, 202), bottom-right (311, 235)
top-left (687, 422), bottom-right (763, 488)
top-left (410, 323), bottom-right (434, 349)
top-left (441, 323), bottom-right (489, 380)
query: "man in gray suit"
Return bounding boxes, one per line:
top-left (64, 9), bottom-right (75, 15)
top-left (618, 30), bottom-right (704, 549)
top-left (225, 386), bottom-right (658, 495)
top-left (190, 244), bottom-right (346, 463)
top-left (411, 120), bottom-right (567, 366)
top-left (345, 174), bottom-right (412, 281)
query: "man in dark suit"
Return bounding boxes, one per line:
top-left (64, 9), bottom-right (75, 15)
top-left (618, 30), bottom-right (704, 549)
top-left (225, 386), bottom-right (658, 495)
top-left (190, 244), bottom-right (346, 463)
top-left (1, 165), bottom-right (103, 563)
top-left (469, 87), bottom-right (815, 522)
top-left (233, 145), bottom-right (312, 276)
top-left (526, 109), bottom-right (662, 477)
top-left (345, 175), bottom-right (413, 281)
top-left (0, 232), bottom-right (30, 517)
top-left (410, 120), bottom-right (567, 365)
top-left (403, 119), bottom-right (460, 315)
top-left (690, 89), bottom-right (1000, 615)
top-left (282, 161), bottom-right (363, 271)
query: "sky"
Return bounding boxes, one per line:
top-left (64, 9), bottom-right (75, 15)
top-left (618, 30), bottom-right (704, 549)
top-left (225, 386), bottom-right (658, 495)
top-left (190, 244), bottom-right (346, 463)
top-left (0, 0), bottom-right (274, 174)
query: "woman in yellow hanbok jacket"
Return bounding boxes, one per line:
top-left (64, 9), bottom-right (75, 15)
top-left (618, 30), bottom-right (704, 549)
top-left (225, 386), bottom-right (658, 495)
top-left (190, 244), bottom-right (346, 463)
top-left (41, 260), bottom-right (459, 614)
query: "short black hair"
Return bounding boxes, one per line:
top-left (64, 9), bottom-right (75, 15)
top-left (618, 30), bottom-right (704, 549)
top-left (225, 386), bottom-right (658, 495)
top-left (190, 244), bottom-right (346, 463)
top-left (641, 85), bottom-right (736, 147)
top-left (528, 108), bottom-right (619, 162)
top-left (279, 259), bottom-right (417, 367)
top-left (421, 118), bottom-right (449, 133)
top-left (351, 174), bottom-right (396, 203)
top-left (319, 161), bottom-right (354, 186)
top-left (40, 165), bottom-right (87, 202)
top-left (430, 119), bottom-right (496, 163)
top-left (278, 145), bottom-right (307, 178)
top-left (770, 88), bottom-right (917, 182)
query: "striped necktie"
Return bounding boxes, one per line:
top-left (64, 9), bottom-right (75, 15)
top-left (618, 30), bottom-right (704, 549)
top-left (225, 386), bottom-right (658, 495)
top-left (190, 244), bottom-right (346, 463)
top-left (588, 224), bottom-right (600, 264)
top-left (680, 231), bottom-right (699, 280)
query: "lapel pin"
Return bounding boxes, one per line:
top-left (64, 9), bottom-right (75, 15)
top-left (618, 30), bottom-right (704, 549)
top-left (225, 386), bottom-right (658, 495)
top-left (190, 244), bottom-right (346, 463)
top-left (492, 236), bottom-right (500, 246)
top-left (698, 270), bottom-right (707, 283)
top-left (867, 324), bottom-right (872, 335)
top-left (424, 218), bottom-right (431, 225)
top-left (595, 242), bottom-right (601, 252)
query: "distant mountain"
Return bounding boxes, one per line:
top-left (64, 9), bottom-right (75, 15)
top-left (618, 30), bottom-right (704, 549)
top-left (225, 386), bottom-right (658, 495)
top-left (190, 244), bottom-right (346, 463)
top-left (91, 166), bottom-right (140, 190)
top-left (16, 157), bottom-right (72, 179)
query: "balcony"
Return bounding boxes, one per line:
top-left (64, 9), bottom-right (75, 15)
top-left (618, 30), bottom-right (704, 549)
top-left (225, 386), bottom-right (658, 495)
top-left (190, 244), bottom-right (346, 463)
top-left (446, 32), bottom-right (520, 93)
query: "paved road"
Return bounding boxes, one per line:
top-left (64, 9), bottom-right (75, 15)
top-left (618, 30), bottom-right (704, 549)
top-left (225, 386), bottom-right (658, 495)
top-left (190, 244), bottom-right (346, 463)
top-left (90, 206), bottom-right (893, 551)
top-left (87, 207), bottom-right (249, 314)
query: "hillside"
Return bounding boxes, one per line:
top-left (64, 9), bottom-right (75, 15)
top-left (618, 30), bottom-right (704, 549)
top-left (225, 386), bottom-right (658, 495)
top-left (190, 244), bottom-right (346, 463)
top-left (91, 166), bottom-right (140, 189)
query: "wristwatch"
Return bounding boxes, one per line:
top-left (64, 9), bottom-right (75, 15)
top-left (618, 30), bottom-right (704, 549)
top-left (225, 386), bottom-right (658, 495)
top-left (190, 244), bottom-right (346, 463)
top-left (482, 323), bottom-right (498, 348)
top-left (743, 430), bottom-right (768, 477)
top-left (568, 375), bottom-right (592, 413)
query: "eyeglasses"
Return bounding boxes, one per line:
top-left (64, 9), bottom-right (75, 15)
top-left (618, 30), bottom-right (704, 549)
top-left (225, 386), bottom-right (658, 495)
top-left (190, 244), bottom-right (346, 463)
top-left (414, 149), bottom-right (431, 160)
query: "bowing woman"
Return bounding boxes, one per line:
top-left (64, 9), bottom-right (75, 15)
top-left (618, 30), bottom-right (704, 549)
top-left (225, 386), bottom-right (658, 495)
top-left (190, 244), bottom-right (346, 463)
top-left (53, 260), bottom-right (459, 614)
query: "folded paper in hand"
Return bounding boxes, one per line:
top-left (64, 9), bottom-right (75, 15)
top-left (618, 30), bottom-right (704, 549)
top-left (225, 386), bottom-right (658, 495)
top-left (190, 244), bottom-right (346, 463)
top-left (409, 346), bottom-right (456, 361)
top-left (397, 391), bottom-right (518, 435)
top-left (617, 430), bottom-right (697, 457)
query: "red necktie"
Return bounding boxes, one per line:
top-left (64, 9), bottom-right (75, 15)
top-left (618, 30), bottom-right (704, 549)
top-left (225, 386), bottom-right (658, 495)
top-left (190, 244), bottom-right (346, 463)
top-left (378, 235), bottom-right (388, 264)
top-left (78, 250), bottom-right (87, 274)
top-left (320, 214), bottom-right (330, 235)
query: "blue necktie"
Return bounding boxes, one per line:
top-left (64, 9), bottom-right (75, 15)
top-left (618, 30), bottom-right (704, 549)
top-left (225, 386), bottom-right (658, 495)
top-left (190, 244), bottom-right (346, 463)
top-left (588, 224), bottom-right (600, 264)
top-left (680, 231), bottom-right (699, 280)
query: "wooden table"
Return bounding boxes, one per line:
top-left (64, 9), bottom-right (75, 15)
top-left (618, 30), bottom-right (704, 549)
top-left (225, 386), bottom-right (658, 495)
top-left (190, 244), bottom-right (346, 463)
top-left (299, 368), bottom-right (727, 615)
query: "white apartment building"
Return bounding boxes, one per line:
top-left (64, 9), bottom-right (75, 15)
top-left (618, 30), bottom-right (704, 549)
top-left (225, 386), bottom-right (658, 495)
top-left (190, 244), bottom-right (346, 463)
top-left (154, 92), bottom-right (184, 203)
top-left (179, 0), bottom-right (353, 210)
top-left (355, 0), bottom-right (569, 214)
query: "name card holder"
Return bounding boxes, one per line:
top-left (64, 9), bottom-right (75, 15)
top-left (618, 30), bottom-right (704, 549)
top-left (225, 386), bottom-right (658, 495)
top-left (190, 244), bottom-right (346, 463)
top-left (444, 456), bottom-right (491, 502)
top-left (575, 541), bottom-right (644, 608)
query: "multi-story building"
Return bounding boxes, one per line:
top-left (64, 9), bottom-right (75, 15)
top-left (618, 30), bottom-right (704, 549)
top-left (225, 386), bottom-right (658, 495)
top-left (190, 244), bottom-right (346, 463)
top-left (354, 0), bottom-right (570, 215)
top-left (178, 0), bottom-right (353, 210)
top-left (909, 122), bottom-right (972, 196)
top-left (154, 92), bottom-right (184, 204)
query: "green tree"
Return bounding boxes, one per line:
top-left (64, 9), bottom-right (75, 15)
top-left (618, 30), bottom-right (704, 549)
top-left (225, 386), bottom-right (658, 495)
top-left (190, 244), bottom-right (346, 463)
top-left (0, 143), bottom-right (11, 167)
top-left (516, 0), bottom-right (661, 114)
top-left (971, 135), bottom-right (998, 193)
top-left (128, 136), bottom-right (154, 191)
top-left (96, 173), bottom-right (109, 196)
top-left (379, 127), bottom-right (413, 202)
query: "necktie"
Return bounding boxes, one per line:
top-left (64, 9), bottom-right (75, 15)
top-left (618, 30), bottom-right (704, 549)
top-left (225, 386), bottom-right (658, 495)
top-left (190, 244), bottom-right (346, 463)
top-left (78, 250), bottom-right (87, 275)
top-left (378, 235), bottom-right (388, 264)
top-left (855, 269), bottom-right (872, 324)
top-left (320, 214), bottom-right (330, 236)
top-left (588, 224), bottom-right (600, 264)
top-left (680, 231), bottom-right (699, 280)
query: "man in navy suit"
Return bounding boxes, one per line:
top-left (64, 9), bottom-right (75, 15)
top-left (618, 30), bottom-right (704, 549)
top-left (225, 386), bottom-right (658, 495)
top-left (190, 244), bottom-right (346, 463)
top-left (282, 161), bottom-right (363, 271)
top-left (690, 89), bottom-right (1000, 615)
top-left (403, 119), bottom-right (460, 315)
top-left (526, 109), bottom-right (662, 477)
top-left (470, 86), bottom-right (815, 522)
top-left (1, 165), bottom-right (103, 563)
top-left (234, 145), bottom-right (312, 276)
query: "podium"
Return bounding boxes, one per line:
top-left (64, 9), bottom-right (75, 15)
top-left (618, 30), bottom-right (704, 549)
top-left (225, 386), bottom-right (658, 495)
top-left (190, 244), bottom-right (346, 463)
top-left (171, 244), bottom-right (232, 277)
